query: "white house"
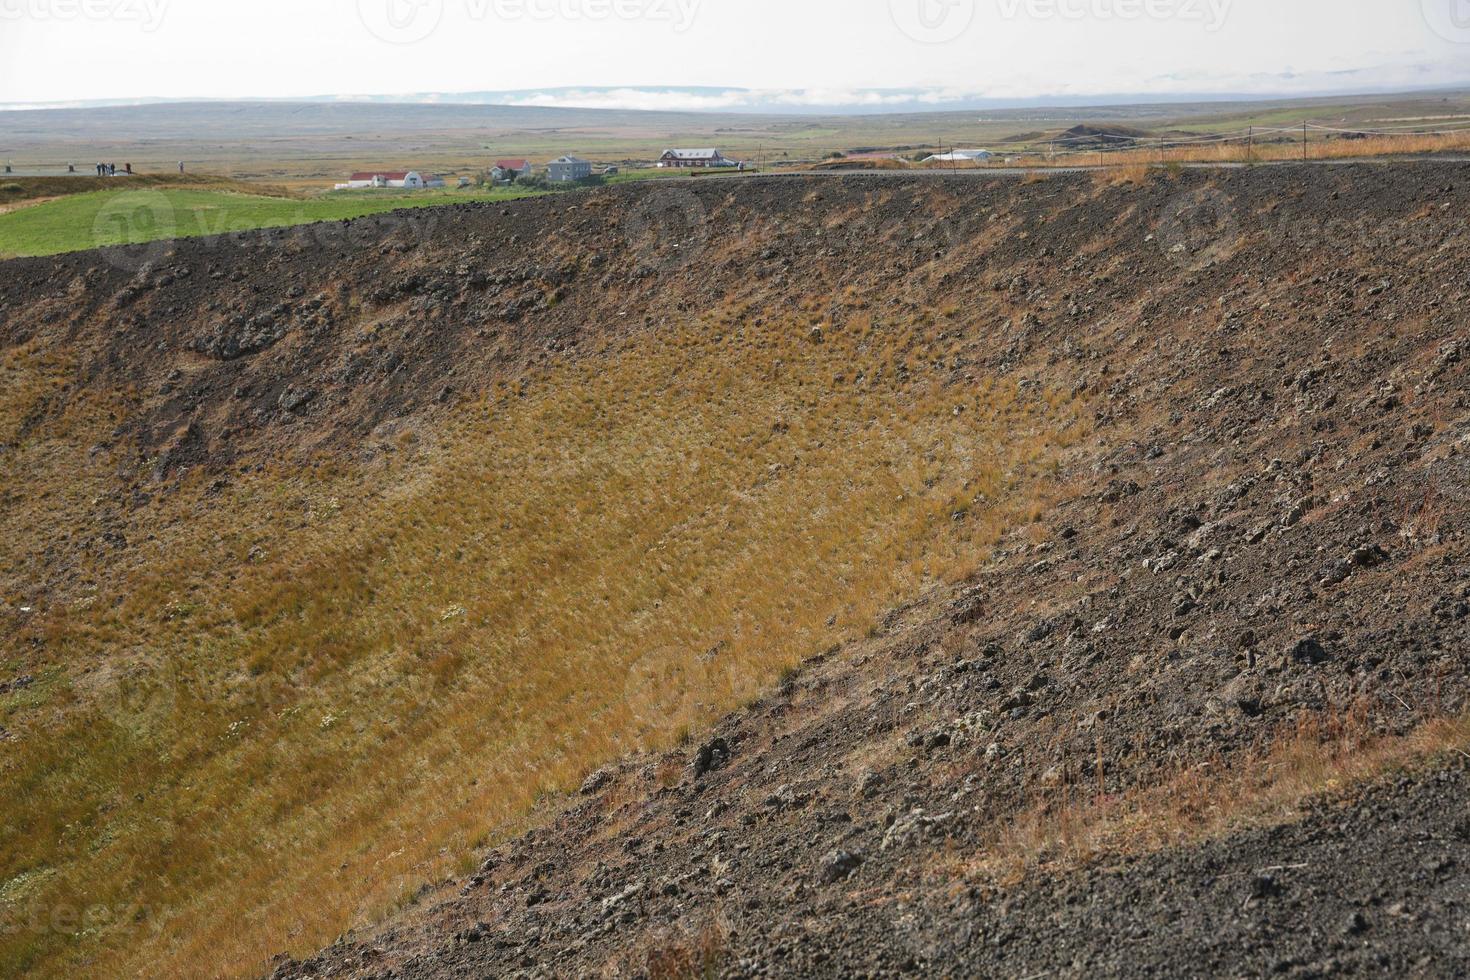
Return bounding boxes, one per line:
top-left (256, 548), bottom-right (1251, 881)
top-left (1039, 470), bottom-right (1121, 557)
top-left (547, 156), bottom-right (592, 182)
top-left (334, 170), bottom-right (442, 190)
top-left (657, 148), bottom-right (737, 169)
top-left (491, 159), bottom-right (534, 182)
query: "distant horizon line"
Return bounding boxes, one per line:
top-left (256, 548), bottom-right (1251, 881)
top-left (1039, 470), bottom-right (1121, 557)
top-left (5, 82), bottom-right (1470, 116)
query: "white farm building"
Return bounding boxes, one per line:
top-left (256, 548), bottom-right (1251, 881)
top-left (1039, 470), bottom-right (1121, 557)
top-left (335, 170), bottom-right (445, 190)
top-left (921, 150), bottom-right (993, 163)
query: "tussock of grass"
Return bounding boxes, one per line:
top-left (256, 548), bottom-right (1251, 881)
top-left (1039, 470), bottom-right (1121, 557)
top-left (638, 914), bottom-right (732, 979)
top-left (0, 298), bottom-right (1083, 977)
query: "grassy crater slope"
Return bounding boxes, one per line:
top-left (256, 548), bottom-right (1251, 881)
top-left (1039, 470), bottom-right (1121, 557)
top-left (0, 183), bottom-right (544, 258)
top-left (0, 178), bottom-right (1087, 977)
top-left (271, 165), bottom-right (1470, 979)
top-left (11, 165), bottom-right (1466, 979)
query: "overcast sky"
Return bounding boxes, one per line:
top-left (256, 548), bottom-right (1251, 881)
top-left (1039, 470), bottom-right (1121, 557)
top-left (2, 0), bottom-right (1469, 108)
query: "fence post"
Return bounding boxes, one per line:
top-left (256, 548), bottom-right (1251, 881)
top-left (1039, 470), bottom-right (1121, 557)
top-left (1302, 121), bottom-right (1308, 162)
top-left (1247, 126), bottom-right (1253, 163)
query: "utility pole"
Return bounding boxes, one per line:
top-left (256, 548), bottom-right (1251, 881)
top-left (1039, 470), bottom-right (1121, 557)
top-left (1247, 125), bottom-right (1253, 163)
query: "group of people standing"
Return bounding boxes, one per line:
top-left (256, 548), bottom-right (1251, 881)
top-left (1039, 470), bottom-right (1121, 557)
top-left (95, 162), bottom-right (132, 177)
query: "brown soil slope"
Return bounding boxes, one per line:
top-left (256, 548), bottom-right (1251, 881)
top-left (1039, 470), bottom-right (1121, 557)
top-left (1, 165), bottom-right (1468, 978)
top-left (273, 168), bottom-right (1470, 978)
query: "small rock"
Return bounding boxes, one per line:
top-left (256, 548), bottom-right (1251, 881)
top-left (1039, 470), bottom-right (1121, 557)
top-left (600, 882), bottom-right (644, 915)
top-left (1001, 688), bottom-right (1035, 711)
top-left (818, 849), bottom-right (863, 883)
top-left (766, 784), bottom-right (810, 811)
top-left (1349, 544), bottom-right (1389, 569)
top-left (1249, 874), bottom-right (1282, 901)
top-left (1287, 637), bottom-right (1329, 666)
top-left (277, 387), bottom-right (317, 414)
top-left (691, 737), bottom-right (730, 778)
top-left (579, 769), bottom-right (612, 795)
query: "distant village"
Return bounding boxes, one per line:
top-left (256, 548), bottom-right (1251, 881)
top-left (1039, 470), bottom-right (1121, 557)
top-left (333, 147), bottom-right (746, 191)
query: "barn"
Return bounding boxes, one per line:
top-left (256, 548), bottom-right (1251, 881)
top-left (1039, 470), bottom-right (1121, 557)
top-left (335, 170), bottom-right (442, 190)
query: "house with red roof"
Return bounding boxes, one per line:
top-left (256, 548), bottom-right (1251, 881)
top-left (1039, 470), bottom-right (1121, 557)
top-left (657, 148), bottom-right (739, 169)
top-left (491, 159), bottom-right (534, 182)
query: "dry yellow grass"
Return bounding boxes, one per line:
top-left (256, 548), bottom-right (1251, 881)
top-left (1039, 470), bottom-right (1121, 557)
top-left (0, 295), bottom-right (1084, 977)
top-left (951, 706), bottom-right (1470, 886)
top-left (639, 913), bottom-right (732, 979)
top-left (924, 129), bottom-right (1470, 172)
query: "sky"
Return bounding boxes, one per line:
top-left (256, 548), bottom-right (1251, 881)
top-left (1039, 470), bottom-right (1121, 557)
top-left (1, 0), bottom-right (1469, 109)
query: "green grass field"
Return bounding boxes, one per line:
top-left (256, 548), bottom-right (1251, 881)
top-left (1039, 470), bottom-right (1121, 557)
top-left (0, 186), bottom-right (548, 258)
